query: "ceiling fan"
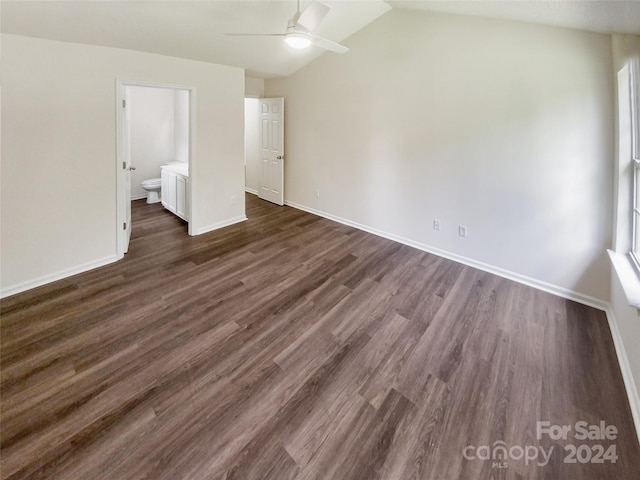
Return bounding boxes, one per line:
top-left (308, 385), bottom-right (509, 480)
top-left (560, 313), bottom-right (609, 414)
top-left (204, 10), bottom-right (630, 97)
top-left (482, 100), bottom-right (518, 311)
top-left (226, 0), bottom-right (349, 54)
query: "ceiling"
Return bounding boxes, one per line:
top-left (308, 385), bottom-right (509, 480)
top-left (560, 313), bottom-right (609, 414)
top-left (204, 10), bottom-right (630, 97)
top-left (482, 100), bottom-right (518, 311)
top-left (389, 0), bottom-right (640, 37)
top-left (0, 1), bottom-right (392, 78)
top-left (1, 1), bottom-right (639, 78)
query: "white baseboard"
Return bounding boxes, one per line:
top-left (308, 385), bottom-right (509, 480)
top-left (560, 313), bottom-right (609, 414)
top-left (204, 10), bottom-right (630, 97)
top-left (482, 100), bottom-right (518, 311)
top-left (190, 215), bottom-right (248, 236)
top-left (284, 200), bottom-right (608, 311)
top-left (245, 187), bottom-right (258, 195)
top-left (131, 193), bottom-right (147, 201)
top-left (604, 306), bottom-right (640, 445)
top-left (3, 214), bottom-right (249, 296)
top-left (285, 199), bottom-right (639, 443)
top-left (0, 255), bottom-right (121, 299)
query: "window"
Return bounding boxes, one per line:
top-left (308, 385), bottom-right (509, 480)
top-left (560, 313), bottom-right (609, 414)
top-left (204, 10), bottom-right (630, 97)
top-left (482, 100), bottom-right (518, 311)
top-left (630, 58), bottom-right (640, 270)
top-left (610, 56), bottom-right (640, 308)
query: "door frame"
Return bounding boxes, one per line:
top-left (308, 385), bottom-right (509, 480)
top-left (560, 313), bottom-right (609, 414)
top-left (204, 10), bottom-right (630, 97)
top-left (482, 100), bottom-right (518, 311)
top-left (115, 79), bottom-right (197, 257)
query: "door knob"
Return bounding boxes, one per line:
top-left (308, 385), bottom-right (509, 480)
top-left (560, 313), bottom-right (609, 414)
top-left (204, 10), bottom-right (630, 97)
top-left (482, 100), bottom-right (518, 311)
top-left (129, 166), bottom-right (136, 171)
top-left (276, 156), bottom-right (284, 159)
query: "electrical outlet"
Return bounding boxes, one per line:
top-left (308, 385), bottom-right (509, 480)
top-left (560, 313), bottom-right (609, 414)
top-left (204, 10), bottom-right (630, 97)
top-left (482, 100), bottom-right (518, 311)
top-left (459, 225), bottom-right (468, 237)
top-left (433, 219), bottom-right (441, 231)
top-left (315, 190), bottom-right (320, 198)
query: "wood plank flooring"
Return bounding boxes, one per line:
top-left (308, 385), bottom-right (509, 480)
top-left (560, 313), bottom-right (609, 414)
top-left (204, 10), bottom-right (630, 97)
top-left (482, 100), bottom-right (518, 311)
top-left (1, 193), bottom-right (639, 479)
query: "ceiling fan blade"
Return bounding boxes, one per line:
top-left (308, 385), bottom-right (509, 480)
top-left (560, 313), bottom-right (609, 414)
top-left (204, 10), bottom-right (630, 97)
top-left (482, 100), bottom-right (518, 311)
top-left (225, 33), bottom-right (285, 37)
top-left (296, 1), bottom-right (331, 32)
top-left (311, 35), bottom-right (349, 54)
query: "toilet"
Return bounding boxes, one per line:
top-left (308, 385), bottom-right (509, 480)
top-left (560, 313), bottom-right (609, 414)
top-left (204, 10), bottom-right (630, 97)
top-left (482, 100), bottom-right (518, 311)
top-left (141, 178), bottom-right (161, 204)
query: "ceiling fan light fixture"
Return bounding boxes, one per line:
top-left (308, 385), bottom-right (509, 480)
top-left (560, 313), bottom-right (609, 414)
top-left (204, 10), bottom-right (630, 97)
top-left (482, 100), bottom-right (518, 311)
top-left (284, 33), bottom-right (312, 49)
top-left (226, 1), bottom-right (348, 54)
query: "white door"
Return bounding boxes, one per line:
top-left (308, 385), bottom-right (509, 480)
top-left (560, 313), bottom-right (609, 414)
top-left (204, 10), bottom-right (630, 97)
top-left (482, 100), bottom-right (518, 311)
top-left (123, 87), bottom-right (133, 253)
top-left (258, 97), bottom-right (284, 206)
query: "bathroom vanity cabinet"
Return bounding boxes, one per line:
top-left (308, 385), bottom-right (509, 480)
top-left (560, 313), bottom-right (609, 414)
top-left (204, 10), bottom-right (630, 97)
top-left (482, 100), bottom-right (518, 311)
top-left (161, 163), bottom-right (189, 221)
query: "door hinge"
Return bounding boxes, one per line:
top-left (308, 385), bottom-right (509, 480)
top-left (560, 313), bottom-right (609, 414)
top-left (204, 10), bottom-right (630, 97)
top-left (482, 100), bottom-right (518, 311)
top-left (122, 99), bottom-right (126, 108)
top-left (123, 222), bottom-right (127, 230)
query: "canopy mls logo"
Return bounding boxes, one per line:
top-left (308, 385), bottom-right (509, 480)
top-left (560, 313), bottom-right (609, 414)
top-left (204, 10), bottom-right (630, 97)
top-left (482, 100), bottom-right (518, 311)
top-left (462, 441), bottom-right (553, 468)
top-left (462, 420), bottom-right (619, 469)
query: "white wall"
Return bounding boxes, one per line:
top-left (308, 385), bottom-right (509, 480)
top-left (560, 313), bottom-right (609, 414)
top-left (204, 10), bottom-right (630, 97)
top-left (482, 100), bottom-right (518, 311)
top-left (244, 76), bottom-right (264, 194)
top-left (245, 76), bottom-right (265, 98)
top-left (244, 98), bottom-right (260, 193)
top-left (1, 34), bottom-right (245, 295)
top-left (129, 86), bottom-right (176, 199)
top-left (265, 9), bottom-right (614, 301)
top-left (610, 271), bottom-right (640, 428)
top-left (128, 86), bottom-right (190, 199)
top-left (174, 89), bottom-right (189, 163)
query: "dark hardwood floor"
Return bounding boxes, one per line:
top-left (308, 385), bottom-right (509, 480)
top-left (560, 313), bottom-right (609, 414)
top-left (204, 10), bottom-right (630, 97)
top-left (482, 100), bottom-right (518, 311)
top-left (1, 193), bottom-right (639, 479)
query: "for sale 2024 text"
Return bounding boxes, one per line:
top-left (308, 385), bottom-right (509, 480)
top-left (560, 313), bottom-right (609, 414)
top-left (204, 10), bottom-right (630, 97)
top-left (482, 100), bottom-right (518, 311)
top-left (537, 420), bottom-right (618, 464)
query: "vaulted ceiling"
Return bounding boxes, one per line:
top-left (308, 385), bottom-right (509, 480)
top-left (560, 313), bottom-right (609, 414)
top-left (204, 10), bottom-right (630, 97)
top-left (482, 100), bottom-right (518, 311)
top-left (2, 1), bottom-right (639, 78)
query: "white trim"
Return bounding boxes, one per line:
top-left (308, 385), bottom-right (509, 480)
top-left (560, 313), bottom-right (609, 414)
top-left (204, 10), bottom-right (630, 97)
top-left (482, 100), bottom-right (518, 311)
top-left (284, 200), bottom-right (609, 311)
top-left (631, 57), bottom-right (640, 163)
top-left (608, 250), bottom-right (640, 308)
top-left (245, 187), bottom-right (258, 195)
top-left (115, 79), bottom-right (127, 256)
top-left (131, 193), bottom-right (147, 201)
top-left (604, 305), bottom-right (640, 445)
top-left (190, 215), bottom-right (248, 236)
top-left (0, 255), bottom-right (120, 299)
top-left (186, 88), bottom-right (196, 236)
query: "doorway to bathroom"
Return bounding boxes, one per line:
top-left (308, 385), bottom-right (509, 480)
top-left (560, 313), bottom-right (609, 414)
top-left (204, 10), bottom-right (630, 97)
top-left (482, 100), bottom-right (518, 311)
top-left (116, 80), bottom-right (195, 256)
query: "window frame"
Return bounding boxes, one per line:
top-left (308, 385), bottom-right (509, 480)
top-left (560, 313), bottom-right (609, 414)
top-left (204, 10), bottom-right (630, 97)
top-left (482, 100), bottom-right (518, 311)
top-left (629, 58), bottom-right (640, 271)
